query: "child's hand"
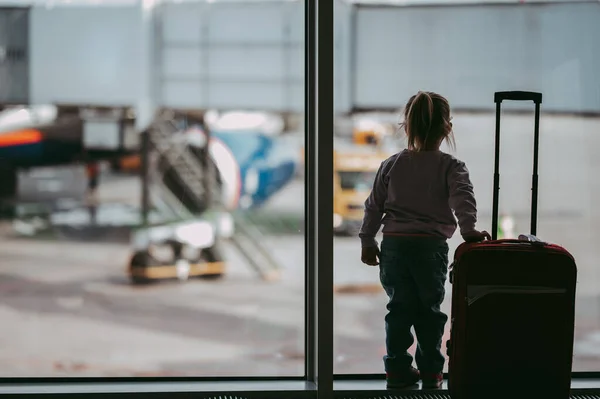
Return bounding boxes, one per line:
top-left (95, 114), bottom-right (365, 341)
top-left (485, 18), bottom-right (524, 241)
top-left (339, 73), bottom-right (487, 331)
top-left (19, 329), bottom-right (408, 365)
top-left (462, 230), bottom-right (492, 243)
top-left (361, 246), bottom-right (380, 266)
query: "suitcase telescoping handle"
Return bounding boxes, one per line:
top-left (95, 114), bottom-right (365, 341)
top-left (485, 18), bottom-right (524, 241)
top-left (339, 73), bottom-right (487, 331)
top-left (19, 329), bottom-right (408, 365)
top-left (491, 91), bottom-right (543, 240)
top-left (494, 91), bottom-right (543, 103)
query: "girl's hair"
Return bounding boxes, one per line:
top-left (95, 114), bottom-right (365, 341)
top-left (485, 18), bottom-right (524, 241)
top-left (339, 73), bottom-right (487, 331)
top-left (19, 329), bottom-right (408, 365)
top-left (399, 91), bottom-right (455, 152)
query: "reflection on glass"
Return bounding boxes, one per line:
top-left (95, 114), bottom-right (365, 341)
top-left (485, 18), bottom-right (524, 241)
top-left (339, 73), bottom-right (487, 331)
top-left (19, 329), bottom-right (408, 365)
top-left (0, 0), bottom-right (304, 377)
top-left (334, 0), bottom-right (600, 374)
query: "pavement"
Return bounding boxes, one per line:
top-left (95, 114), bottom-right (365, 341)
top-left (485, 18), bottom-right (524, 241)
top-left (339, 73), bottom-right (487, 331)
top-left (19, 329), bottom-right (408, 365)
top-left (0, 112), bottom-right (599, 376)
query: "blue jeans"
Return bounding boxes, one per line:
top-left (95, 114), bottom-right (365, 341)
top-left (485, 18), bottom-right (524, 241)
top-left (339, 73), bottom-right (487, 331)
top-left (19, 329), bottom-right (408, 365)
top-left (379, 235), bottom-right (449, 374)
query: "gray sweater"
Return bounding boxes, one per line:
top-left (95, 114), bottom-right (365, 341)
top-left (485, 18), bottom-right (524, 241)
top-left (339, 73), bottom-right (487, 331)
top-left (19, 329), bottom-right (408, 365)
top-left (359, 149), bottom-right (478, 248)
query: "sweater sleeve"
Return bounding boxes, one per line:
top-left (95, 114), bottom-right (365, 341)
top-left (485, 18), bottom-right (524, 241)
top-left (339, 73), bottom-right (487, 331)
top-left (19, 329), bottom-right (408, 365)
top-left (359, 160), bottom-right (389, 248)
top-left (448, 159), bottom-right (478, 235)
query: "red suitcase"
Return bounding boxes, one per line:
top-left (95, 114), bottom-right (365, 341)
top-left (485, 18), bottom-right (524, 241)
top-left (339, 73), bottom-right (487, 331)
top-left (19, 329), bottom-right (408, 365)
top-left (446, 91), bottom-right (577, 399)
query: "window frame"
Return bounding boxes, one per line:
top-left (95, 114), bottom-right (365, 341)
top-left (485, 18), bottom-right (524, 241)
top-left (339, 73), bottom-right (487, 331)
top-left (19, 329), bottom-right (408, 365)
top-left (305, 0), bottom-right (335, 396)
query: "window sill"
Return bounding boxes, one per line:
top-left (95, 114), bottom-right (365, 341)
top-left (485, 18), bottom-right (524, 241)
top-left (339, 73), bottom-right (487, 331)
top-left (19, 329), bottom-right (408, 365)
top-left (335, 378), bottom-right (600, 391)
top-left (0, 378), bottom-right (599, 397)
top-left (0, 380), bottom-right (315, 397)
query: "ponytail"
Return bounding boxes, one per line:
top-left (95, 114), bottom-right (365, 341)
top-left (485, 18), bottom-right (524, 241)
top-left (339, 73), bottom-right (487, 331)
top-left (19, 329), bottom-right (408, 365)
top-left (401, 91), bottom-right (453, 152)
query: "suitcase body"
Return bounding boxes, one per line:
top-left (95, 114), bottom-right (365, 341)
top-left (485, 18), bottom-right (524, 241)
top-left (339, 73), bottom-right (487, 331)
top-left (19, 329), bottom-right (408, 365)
top-left (447, 240), bottom-right (577, 399)
top-left (447, 92), bottom-right (577, 399)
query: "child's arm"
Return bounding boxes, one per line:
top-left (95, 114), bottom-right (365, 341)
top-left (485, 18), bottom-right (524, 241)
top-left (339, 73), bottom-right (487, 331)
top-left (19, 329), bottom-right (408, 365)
top-left (448, 160), bottom-right (478, 236)
top-left (359, 161), bottom-right (389, 248)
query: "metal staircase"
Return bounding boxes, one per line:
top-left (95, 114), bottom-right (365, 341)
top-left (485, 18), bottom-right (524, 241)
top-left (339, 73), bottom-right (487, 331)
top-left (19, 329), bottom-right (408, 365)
top-left (146, 115), bottom-right (282, 281)
top-left (149, 118), bottom-right (209, 211)
top-left (150, 176), bottom-right (194, 221)
top-left (229, 211), bottom-right (283, 281)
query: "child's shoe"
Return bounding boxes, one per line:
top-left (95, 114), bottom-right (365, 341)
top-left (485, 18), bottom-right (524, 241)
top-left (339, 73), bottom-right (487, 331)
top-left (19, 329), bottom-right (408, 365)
top-left (386, 366), bottom-right (420, 389)
top-left (421, 372), bottom-right (443, 389)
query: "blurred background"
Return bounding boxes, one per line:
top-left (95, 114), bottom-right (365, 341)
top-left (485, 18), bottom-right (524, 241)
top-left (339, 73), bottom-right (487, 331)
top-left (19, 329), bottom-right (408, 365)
top-left (0, 0), bottom-right (598, 378)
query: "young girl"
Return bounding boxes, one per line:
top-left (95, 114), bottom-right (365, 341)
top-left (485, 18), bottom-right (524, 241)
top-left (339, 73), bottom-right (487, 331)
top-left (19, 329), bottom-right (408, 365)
top-left (359, 91), bottom-right (490, 390)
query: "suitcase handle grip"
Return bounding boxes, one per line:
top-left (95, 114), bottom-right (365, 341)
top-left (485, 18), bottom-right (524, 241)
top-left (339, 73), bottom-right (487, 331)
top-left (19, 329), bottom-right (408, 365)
top-left (494, 91), bottom-right (543, 104)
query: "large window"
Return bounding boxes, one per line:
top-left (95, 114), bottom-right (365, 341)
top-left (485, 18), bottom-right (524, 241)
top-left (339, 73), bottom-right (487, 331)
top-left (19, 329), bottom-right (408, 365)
top-left (1, 0), bottom-right (599, 393)
top-left (0, 0), bottom-right (305, 377)
top-left (333, 0), bottom-right (600, 374)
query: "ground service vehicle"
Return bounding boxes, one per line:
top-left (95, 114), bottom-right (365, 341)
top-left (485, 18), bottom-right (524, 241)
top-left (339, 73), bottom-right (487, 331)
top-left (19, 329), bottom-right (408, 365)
top-left (333, 140), bottom-right (392, 236)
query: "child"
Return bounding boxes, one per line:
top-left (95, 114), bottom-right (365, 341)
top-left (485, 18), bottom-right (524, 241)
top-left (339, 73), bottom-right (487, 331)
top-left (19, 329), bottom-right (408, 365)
top-left (359, 91), bottom-right (490, 390)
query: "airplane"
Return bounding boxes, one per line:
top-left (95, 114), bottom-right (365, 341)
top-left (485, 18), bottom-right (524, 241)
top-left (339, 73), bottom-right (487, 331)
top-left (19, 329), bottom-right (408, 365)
top-left (160, 124), bottom-right (300, 213)
top-left (0, 104), bottom-right (135, 167)
top-left (0, 105), bottom-right (81, 170)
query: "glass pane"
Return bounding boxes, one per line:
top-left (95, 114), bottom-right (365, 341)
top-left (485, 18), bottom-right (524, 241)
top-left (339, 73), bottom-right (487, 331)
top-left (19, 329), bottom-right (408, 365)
top-left (334, 0), bottom-right (599, 374)
top-left (0, 0), bottom-right (305, 377)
